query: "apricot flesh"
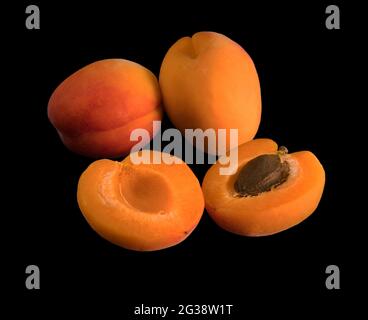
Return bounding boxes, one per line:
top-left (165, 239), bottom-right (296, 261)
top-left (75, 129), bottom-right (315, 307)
top-left (77, 150), bottom-right (204, 251)
top-left (202, 139), bottom-right (325, 236)
top-left (48, 59), bottom-right (162, 158)
top-left (159, 31), bottom-right (261, 154)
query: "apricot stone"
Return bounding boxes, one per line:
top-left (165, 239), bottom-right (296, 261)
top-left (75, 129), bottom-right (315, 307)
top-left (48, 59), bottom-right (162, 158)
top-left (77, 150), bottom-right (204, 251)
top-left (202, 139), bottom-right (325, 236)
top-left (159, 32), bottom-right (261, 154)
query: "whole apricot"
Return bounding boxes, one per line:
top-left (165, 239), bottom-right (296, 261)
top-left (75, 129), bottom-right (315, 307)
top-left (48, 59), bottom-right (162, 158)
top-left (159, 32), bottom-right (261, 154)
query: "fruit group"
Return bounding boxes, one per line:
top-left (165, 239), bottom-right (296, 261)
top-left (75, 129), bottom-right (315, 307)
top-left (48, 59), bottom-right (162, 158)
top-left (202, 139), bottom-right (325, 236)
top-left (159, 31), bottom-right (261, 154)
top-left (77, 150), bottom-right (204, 251)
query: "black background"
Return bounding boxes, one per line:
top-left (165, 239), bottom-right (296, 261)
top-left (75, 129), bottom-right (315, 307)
top-left (5, 1), bottom-right (362, 317)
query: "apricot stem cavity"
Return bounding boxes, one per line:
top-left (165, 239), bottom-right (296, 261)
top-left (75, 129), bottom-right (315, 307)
top-left (277, 146), bottom-right (288, 155)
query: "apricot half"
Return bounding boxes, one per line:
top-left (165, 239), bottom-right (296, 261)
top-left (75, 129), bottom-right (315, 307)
top-left (77, 150), bottom-right (204, 251)
top-left (159, 31), bottom-right (261, 154)
top-left (48, 59), bottom-right (162, 158)
top-left (202, 139), bottom-right (325, 236)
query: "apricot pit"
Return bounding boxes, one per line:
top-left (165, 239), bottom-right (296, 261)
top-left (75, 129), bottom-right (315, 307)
top-left (234, 148), bottom-right (290, 196)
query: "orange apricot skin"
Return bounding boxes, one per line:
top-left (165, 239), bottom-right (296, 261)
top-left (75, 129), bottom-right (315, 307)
top-left (159, 32), bottom-right (261, 154)
top-left (202, 139), bottom-right (325, 236)
top-left (48, 59), bottom-right (162, 158)
top-left (77, 151), bottom-right (204, 251)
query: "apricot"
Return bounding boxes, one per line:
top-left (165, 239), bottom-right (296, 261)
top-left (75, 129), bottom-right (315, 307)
top-left (48, 59), bottom-right (162, 158)
top-left (159, 31), bottom-right (261, 154)
top-left (77, 150), bottom-right (204, 251)
top-left (202, 139), bottom-right (325, 236)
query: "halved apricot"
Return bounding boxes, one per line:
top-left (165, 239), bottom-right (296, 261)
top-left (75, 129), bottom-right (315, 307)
top-left (77, 150), bottom-right (204, 251)
top-left (202, 139), bottom-right (325, 236)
